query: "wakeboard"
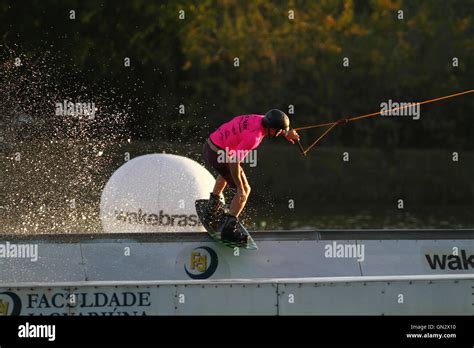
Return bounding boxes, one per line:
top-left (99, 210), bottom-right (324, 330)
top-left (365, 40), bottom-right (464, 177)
top-left (195, 199), bottom-right (258, 250)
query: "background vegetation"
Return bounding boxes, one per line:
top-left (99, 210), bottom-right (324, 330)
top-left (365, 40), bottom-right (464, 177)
top-left (1, 0), bottom-right (473, 232)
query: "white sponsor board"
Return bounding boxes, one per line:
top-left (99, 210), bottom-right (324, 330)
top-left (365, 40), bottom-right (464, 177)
top-left (0, 275), bottom-right (472, 316)
top-left (0, 234), bottom-right (473, 284)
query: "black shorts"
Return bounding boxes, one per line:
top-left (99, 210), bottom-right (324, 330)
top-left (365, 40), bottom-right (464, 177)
top-left (203, 140), bottom-right (236, 188)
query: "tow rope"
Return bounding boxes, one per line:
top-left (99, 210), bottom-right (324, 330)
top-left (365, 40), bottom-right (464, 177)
top-left (294, 89), bottom-right (473, 156)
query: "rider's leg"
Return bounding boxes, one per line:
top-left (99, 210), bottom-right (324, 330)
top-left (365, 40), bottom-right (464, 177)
top-left (229, 167), bottom-right (251, 218)
top-left (221, 168), bottom-right (250, 242)
top-left (212, 175), bottom-right (227, 196)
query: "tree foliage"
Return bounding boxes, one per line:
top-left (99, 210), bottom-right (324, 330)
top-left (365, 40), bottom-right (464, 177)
top-left (1, 0), bottom-right (472, 148)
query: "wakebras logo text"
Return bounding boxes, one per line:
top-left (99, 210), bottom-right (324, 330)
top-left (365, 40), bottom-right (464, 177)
top-left (184, 247), bottom-right (218, 279)
top-left (115, 209), bottom-right (201, 227)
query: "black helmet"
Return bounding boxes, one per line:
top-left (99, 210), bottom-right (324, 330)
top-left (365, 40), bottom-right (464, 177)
top-left (262, 109), bottom-right (290, 132)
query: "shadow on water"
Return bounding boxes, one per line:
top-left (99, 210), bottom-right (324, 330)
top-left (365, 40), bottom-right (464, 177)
top-left (243, 204), bottom-right (474, 230)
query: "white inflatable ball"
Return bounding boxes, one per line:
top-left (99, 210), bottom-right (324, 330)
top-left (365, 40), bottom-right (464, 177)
top-left (100, 153), bottom-right (219, 233)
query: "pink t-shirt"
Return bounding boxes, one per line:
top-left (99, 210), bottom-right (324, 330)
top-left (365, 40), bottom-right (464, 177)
top-left (210, 114), bottom-right (266, 162)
